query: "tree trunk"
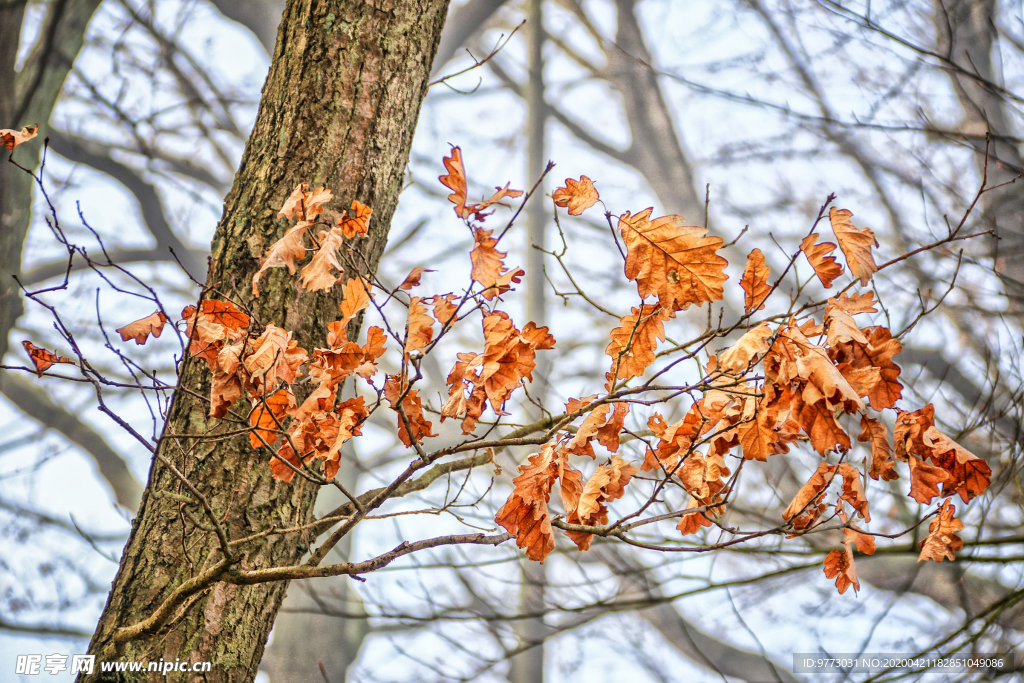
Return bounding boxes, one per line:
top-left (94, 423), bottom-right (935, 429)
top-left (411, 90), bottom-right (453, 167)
top-left (81, 1), bottom-right (449, 680)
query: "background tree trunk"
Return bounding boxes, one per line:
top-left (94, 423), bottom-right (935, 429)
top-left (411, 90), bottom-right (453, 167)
top-left (81, 0), bottom-right (450, 680)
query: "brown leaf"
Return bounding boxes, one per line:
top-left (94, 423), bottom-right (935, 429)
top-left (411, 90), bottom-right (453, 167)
top-left (800, 234), bottom-right (844, 288)
top-left (551, 175), bottom-right (599, 215)
top-left (253, 220), bottom-right (313, 296)
top-left (248, 388), bottom-right (296, 448)
top-left (718, 323), bottom-right (773, 373)
top-left (824, 300), bottom-right (867, 346)
top-left (439, 146), bottom-right (522, 221)
top-left (495, 444), bottom-right (563, 562)
top-left (833, 291), bottom-right (877, 315)
top-left (336, 200), bottom-right (372, 238)
top-left (829, 207), bottom-right (878, 286)
top-left (620, 209), bottom-right (728, 312)
top-left (244, 323), bottom-right (308, 391)
top-left (605, 304), bottom-right (667, 382)
top-left (431, 294), bottom-right (459, 330)
top-left (836, 463), bottom-right (870, 521)
top-left (908, 456), bottom-right (953, 505)
top-left (831, 326), bottom-right (903, 410)
top-left (470, 228), bottom-right (523, 300)
top-left (404, 297), bottom-right (435, 357)
top-left (398, 266), bottom-right (435, 290)
top-left (740, 248), bottom-right (771, 313)
top-left (383, 375), bottom-right (436, 446)
top-left (338, 277), bottom-right (373, 325)
top-left (921, 426), bottom-right (991, 503)
top-left (917, 500), bottom-right (964, 563)
top-left (859, 415), bottom-right (898, 481)
top-left (22, 341), bottom-right (74, 377)
top-left (784, 462), bottom-right (835, 523)
top-left (567, 455), bottom-right (639, 550)
top-left (277, 182), bottom-right (333, 221)
top-left (1, 123), bottom-right (38, 150)
top-left (116, 311), bottom-right (168, 345)
top-left (299, 227), bottom-right (346, 292)
top-left (676, 496), bottom-right (716, 536)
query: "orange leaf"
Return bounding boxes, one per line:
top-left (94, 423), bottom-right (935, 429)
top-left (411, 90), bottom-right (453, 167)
top-left (831, 326), bottom-right (903, 410)
top-left (833, 290), bottom-right (877, 315)
top-left (800, 234), bottom-right (844, 288)
top-left (22, 341), bottom-right (74, 377)
top-left (1, 123), bottom-right (38, 150)
top-left (784, 462), bottom-right (835, 524)
top-left (116, 310), bottom-right (168, 345)
top-left (718, 323), bottom-right (773, 373)
top-left (823, 521), bottom-right (875, 595)
top-left (398, 266), bottom-right (434, 290)
top-left (566, 455), bottom-right (638, 550)
top-left (469, 228), bottom-right (523, 300)
top-left (923, 428), bottom-right (991, 503)
top-left (551, 176), bottom-right (599, 215)
top-left (439, 146), bottom-right (523, 221)
top-left (277, 182), bottom-right (333, 221)
top-left (740, 248), bottom-right (771, 313)
top-left (908, 456), bottom-right (953, 505)
top-left (404, 297), bottom-right (435, 357)
top-left (620, 208), bottom-right (728, 312)
top-left (829, 207), bottom-right (878, 286)
top-left (252, 220), bottom-right (314, 297)
top-left (244, 323), bottom-right (308, 391)
top-left (676, 496), bottom-right (717, 536)
top-left (797, 399), bottom-right (851, 456)
top-left (182, 300), bottom-right (250, 367)
top-left (495, 444), bottom-right (563, 562)
top-left (249, 388), bottom-right (296, 448)
top-left (337, 200), bottom-right (372, 238)
top-left (278, 182), bottom-right (309, 220)
top-left (431, 293), bottom-right (459, 330)
top-left (859, 415), bottom-right (898, 481)
top-left (338, 277), bottom-right (372, 325)
top-left (383, 375), bottom-right (436, 446)
top-left (605, 304), bottom-right (667, 382)
top-left (917, 500), bottom-right (964, 562)
top-left (299, 227), bottom-right (346, 292)
top-left (824, 300), bottom-right (867, 347)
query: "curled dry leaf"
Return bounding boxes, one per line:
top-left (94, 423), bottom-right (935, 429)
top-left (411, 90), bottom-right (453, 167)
top-left (495, 444), bottom-right (562, 562)
top-left (116, 310), bottom-right (168, 345)
top-left (469, 228), bottom-right (523, 300)
top-left (829, 207), bottom-right (878, 286)
top-left (277, 183), bottom-right (332, 221)
top-left (299, 227), bottom-right (346, 292)
top-left (439, 146), bottom-right (523, 221)
top-left (917, 500), bottom-right (964, 563)
top-left (833, 290), bottom-right (877, 315)
top-left (824, 515), bottom-right (876, 595)
top-left (824, 300), bottom-right (867, 346)
top-left (337, 200), bottom-right (372, 238)
top-left (253, 221), bottom-right (313, 297)
top-left (718, 323), bottom-right (773, 373)
top-left (740, 248), bottom-right (771, 313)
top-left (338, 277), bottom-right (372, 325)
top-left (398, 266), bottom-right (435, 290)
top-left (404, 297), bottom-right (434, 357)
top-left (783, 461), bottom-right (835, 526)
top-left (383, 375), bottom-right (436, 446)
top-left (22, 341), bottom-right (74, 377)
top-left (566, 455), bottom-right (639, 551)
top-left (605, 304), bottom-right (667, 382)
top-left (620, 208), bottom-right (728, 312)
top-left (431, 293), bottom-right (459, 330)
top-left (551, 175), bottom-right (599, 215)
top-left (859, 415), bottom-right (898, 481)
top-left (1, 123), bottom-right (39, 150)
top-left (800, 234), bottom-right (844, 288)
top-left (249, 388), bottom-right (296, 448)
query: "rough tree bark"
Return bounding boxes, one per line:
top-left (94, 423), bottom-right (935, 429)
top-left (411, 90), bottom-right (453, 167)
top-left (81, 0), bottom-right (450, 680)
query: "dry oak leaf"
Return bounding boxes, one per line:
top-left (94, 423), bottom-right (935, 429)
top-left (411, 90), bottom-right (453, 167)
top-left (619, 208), bottom-right (728, 312)
top-left (551, 175), bottom-right (599, 216)
top-left (182, 300), bottom-right (250, 366)
top-left (495, 444), bottom-right (564, 562)
top-left (605, 304), bottom-right (668, 382)
top-left (784, 461), bottom-right (836, 524)
top-left (800, 234), bottom-right (844, 288)
top-left (477, 312), bottom-right (555, 413)
top-left (917, 500), bottom-right (964, 563)
top-left (567, 454), bottom-right (639, 551)
top-left (398, 266), bottom-right (435, 291)
top-left (737, 394), bottom-right (789, 461)
top-left (836, 462), bottom-right (870, 521)
top-left (1, 123), bottom-right (38, 150)
top-left (470, 228), bottom-right (523, 300)
top-left (337, 200), bottom-right (372, 238)
top-left (859, 415), bottom-right (899, 481)
top-left (277, 182), bottom-right (309, 220)
top-left (277, 183), bottom-right (333, 221)
top-left (22, 341), bottom-right (74, 377)
top-left (923, 427), bottom-right (991, 503)
top-left (383, 375), bottom-right (437, 447)
top-left (564, 399), bottom-right (630, 458)
top-left (718, 323), bottom-right (773, 373)
top-left (824, 515), bottom-right (877, 595)
top-left (253, 220), bottom-right (313, 296)
top-left (404, 297), bottom-right (435, 357)
top-left (678, 450), bottom-right (730, 502)
top-left (797, 399), bottom-right (852, 456)
top-left (908, 455), bottom-right (954, 505)
top-left (833, 291), bottom-right (877, 315)
top-left (299, 227), bottom-right (346, 292)
top-left (248, 388), bottom-right (296, 448)
top-left (824, 300), bottom-right (867, 347)
top-left (829, 207), bottom-right (878, 286)
top-left (740, 248), bottom-right (772, 313)
top-left (831, 326), bottom-right (903, 411)
top-left (116, 310), bottom-right (168, 345)
top-left (431, 293), bottom-right (459, 330)
top-left (338, 277), bottom-right (373, 326)
top-left (779, 324), bottom-right (864, 414)
top-left (244, 323), bottom-right (308, 391)
top-left (439, 146), bottom-right (523, 221)
top-left (676, 496), bottom-right (719, 536)
top-left (893, 404), bottom-right (935, 462)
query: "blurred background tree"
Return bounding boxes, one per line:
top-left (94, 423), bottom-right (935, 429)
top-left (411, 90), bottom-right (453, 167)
top-left (2, 0), bottom-right (1023, 681)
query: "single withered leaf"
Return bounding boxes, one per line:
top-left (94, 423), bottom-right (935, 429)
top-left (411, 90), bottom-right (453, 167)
top-left (834, 291), bottom-right (877, 315)
top-left (718, 323), bottom-right (773, 373)
top-left (253, 220), bottom-right (313, 296)
top-left (439, 145), bottom-right (469, 217)
top-left (800, 234), bottom-right (844, 288)
top-left (893, 404), bottom-right (935, 462)
top-left (551, 175), bottom-right (599, 215)
top-left (831, 326), bottom-right (903, 410)
top-left (22, 341), bottom-right (74, 377)
top-left (244, 323), bottom-right (308, 390)
top-left (740, 248), bottom-right (772, 313)
top-left (495, 444), bottom-right (563, 562)
top-left (404, 297), bottom-right (435, 357)
top-left (605, 304), bottom-right (667, 381)
top-left (918, 500), bottom-right (964, 563)
top-left (278, 182), bottom-right (309, 220)
top-left (558, 463), bottom-right (585, 516)
top-left (620, 208), bottom-right (728, 312)
top-left (195, 299), bottom-right (250, 331)
top-left (784, 462), bottom-right (835, 522)
top-left (908, 456), bottom-right (954, 505)
top-left (921, 426), bottom-right (991, 503)
top-left (269, 441), bottom-right (304, 483)
top-left (303, 186), bottom-right (334, 219)
top-left (797, 399), bottom-right (852, 456)
top-left (829, 207), bottom-right (878, 286)
top-left (478, 312), bottom-right (553, 411)
top-left (338, 277), bottom-right (372, 325)
top-left (677, 496), bottom-right (716, 536)
top-left (210, 368), bottom-right (244, 418)
top-left (337, 200), bottom-right (372, 238)
top-left (299, 227), bottom-right (346, 292)
top-left (575, 466), bottom-right (612, 523)
top-left (737, 394), bottom-right (785, 461)
top-left (567, 455), bottom-right (639, 550)
top-left (116, 310), bottom-right (168, 345)
top-left (823, 547), bottom-right (857, 595)
top-left (383, 375), bottom-right (436, 446)
top-left (678, 450), bottom-right (731, 502)
top-left (566, 401), bottom-right (611, 458)
top-left (859, 415), bottom-right (899, 481)
top-left (596, 402), bottom-right (630, 453)
top-left (470, 228), bottom-right (522, 300)
top-left (398, 266), bottom-right (435, 290)
top-left (836, 463), bottom-right (870, 521)
top-left (362, 326), bottom-right (387, 362)
top-left (248, 388), bottom-right (296, 448)
top-left (779, 324), bottom-right (864, 414)
top-left (1, 123), bottom-right (39, 150)
top-left (824, 300), bottom-right (867, 346)
top-left (431, 293), bottom-right (459, 330)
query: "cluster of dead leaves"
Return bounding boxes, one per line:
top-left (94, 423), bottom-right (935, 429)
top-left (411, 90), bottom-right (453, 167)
top-left (1, 123), bottom-right (39, 151)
